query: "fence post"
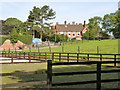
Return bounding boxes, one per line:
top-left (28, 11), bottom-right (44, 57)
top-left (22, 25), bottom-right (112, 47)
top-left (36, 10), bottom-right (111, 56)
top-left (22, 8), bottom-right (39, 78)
top-left (34, 52), bottom-right (35, 59)
top-left (87, 54), bottom-right (89, 61)
top-left (15, 48), bottom-right (16, 52)
top-left (9, 48), bottom-right (10, 53)
top-left (11, 53), bottom-right (13, 63)
top-left (49, 47), bottom-right (51, 53)
top-left (77, 53), bottom-right (79, 62)
top-left (52, 53), bottom-right (54, 61)
top-left (29, 47), bottom-right (31, 52)
top-left (5, 50), bottom-right (6, 57)
top-left (2, 51), bottom-right (3, 57)
top-left (97, 46), bottom-right (99, 54)
top-left (47, 60), bottom-right (52, 87)
top-left (28, 52), bottom-right (31, 63)
top-left (62, 46), bottom-right (64, 53)
top-left (67, 53), bottom-right (69, 62)
top-left (114, 55), bottom-right (116, 67)
top-left (100, 54), bottom-right (102, 61)
top-left (78, 46), bottom-right (80, 53)
top-left (38, 47), bottom-right (39, 52)
top-left (59, 53), bottom-right (61, 62)
top-left (97, 62), bottom-right (101, 90)
top-left (45, 52), bottom-right (47, 61)
top-left (24, 52), bottom-right (25, 59)
top-left (19, 52), bottom-right (21, 59)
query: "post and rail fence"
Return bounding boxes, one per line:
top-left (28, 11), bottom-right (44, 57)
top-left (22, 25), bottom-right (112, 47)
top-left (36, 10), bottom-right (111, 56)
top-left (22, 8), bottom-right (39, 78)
top-left (0, 51), bottom-right (120, 66)
top-left (47, 60), bottom-right (120, 90)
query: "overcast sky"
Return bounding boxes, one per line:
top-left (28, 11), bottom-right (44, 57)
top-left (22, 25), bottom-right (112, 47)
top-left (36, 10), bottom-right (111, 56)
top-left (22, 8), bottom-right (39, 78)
top-left (0, 0), bottom-right (119, 25)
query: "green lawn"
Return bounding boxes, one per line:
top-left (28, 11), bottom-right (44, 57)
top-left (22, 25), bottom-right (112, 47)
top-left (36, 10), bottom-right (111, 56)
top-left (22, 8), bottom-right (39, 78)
top-left (23, 39), bottom-right (119, 54)
top-left (1, 63), bottom-right (120, 89)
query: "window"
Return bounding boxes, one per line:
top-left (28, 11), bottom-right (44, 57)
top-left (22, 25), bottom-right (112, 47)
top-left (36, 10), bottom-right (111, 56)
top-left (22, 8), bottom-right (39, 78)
top-left (73, 32), bottom-right (75, 37)
top-left (77, 32), bottom-right (80, 36)
top-left (68, 32), bottom-right (71, 37)
top-left (64, 32), bottom-right (66, 35)
top-left (60, 32), bottom-right (63, 34)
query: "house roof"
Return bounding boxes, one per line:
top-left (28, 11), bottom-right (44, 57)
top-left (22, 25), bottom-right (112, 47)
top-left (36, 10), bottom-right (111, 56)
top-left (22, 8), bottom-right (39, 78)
top-left (56, 24), bottom-right (84, 32)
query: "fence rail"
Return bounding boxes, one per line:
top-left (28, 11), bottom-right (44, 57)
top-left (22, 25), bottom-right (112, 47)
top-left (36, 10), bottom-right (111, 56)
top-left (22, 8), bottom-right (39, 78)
top-left (0, 51), bottom-right (120, 66)
top-left (47, 60), bottom-right (120, 90)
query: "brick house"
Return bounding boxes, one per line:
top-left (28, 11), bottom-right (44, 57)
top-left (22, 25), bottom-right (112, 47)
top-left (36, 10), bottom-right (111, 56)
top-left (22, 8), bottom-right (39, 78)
top-left (55, 20), bottom-right (88, 40)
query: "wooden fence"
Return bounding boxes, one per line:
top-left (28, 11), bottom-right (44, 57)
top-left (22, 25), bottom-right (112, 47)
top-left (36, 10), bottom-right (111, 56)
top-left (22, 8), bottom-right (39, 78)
top-left (0, 51), bottom-right (120, 66)
top-left (47, 60), bottom-right (120, 90)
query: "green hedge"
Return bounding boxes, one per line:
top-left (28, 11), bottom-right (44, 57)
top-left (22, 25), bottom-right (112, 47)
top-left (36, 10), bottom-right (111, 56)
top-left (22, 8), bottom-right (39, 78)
top-left (0, 35), bottom-right (32, 45)
top-left (0, 36), bottom-right (10, 45)
top-left (18, 35), bottom-right (32, 44)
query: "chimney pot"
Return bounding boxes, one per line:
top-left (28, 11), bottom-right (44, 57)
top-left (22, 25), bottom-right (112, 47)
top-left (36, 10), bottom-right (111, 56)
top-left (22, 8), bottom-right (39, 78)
top-left (64, 21), bottom-right (67, 24)
top-left (72, 21), bottom-right (75, 25)
top-left (56, 22), bottom-right (58, 25)
top-left (84, 20), bottom-right (86, 26)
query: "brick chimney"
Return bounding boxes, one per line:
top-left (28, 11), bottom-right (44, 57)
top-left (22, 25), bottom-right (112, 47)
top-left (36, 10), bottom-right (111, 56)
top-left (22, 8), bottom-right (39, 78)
top-left (64, 21), bottom-right (67, 25)
top-left (79, 23), bottom-right (82, 25)
top-left (72, 21), bottom-right (75, 25)
top-left (56, 22), bottom-right (58, 25)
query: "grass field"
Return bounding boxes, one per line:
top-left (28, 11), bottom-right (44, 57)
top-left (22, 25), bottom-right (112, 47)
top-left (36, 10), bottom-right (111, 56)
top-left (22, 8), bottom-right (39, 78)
top-left (1, 39), bottom-right (119, 89)
top-left (1, 63), bottom-right (120, 89)
top-left (23, 39), bottom-right (119, 54)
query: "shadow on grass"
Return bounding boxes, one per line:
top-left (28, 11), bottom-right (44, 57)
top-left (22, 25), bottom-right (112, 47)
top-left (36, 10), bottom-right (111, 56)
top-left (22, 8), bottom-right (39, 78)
top-left (2, 65), bottom-right (120, 89)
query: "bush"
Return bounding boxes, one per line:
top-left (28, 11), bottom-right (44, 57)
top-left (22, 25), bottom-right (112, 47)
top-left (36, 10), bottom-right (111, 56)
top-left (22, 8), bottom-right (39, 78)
top-left (18, 35), bottom-right (32, 44)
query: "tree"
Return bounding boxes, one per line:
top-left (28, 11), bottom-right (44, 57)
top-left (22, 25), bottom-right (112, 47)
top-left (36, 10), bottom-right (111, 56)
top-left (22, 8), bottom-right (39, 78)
top-left (2, 18), bottom-right (23, 34)
top-left (88, 16), bottom-right (102, 39)
top-left (83, 30), bottom-right (96, 40)
top-left (10, 27), bottom-right (18, 48)
top-left (27, 5), bottom-right (56, 40)
top-left (102, 11), bottom-right (120, 38)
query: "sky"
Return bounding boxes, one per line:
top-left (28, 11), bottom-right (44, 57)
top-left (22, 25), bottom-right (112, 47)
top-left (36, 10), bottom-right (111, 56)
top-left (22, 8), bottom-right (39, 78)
top-left (0, 0), bottom-right (119, 25)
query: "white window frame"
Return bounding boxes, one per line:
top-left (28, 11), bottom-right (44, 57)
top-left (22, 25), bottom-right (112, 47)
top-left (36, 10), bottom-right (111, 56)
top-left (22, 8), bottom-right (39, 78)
top-left (73, 32), bottom-right (75, 37)
top-left (68, 32), bottom-right (71, 37)
top-left (60, 32), bottom-right (63, 34)
top-left (77, 32), bottom-right (80, 36)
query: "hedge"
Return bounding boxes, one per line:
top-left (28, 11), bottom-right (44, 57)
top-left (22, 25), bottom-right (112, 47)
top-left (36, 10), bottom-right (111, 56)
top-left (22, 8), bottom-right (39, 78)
top-left (18, 35), bottom-right (32, 44)
top-left (0, 35), bottom-right (32, 45)
top-left (0, 36), bottom-right (10, 45)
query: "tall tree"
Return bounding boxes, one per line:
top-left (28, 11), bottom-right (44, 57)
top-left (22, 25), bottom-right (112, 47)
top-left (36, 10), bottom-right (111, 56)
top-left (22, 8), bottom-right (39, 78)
top-left (2, 18), bottom-right (23, 34)
top-left (27, 5), bottom-right (56, 40)
top-left (88, 16), bottom-right (102, 38)
top-left (102, 11), bottom-right (120, 38)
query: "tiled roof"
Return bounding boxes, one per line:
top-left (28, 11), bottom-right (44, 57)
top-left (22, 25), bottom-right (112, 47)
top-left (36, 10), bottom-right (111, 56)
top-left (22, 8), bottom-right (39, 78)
top-left (56, 24), bottom-right (84, 32)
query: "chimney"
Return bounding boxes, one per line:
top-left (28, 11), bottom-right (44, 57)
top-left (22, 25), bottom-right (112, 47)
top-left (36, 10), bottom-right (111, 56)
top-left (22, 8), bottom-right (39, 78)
top-left (72, 21), bottom-right (75, 25)
top-left (84, 20), bottom-right (86, 26)
top-left (56, 22), bottom-right (58, 25)
top-left (79, 23), bottom-right (82, 25)
top-left (64, 21), bottom-right (67, 24)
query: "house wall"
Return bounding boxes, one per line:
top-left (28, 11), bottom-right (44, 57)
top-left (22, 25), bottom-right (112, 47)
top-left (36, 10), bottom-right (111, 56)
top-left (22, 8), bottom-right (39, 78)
top-left (56, 31), bottom-right (82, 40)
